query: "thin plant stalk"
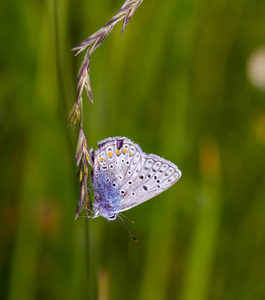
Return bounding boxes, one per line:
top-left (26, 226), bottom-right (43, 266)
top-left (68, 2), bottom-right (144, 298)
top-left (68, 0), bottom-right (144, 218)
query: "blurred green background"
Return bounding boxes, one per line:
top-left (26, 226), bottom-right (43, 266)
top-left (1, 0), bottom-right (265, 299)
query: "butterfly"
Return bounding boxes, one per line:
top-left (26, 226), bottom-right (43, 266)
top-left (88, 137), bottom-right (182, 223)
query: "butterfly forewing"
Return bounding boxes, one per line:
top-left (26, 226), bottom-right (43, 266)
top-left (118, 153), bottom-right (181, 212)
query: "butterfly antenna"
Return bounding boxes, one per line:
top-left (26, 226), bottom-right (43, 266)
top-left (118, 215), bottom-right (138, 242)
top-left (120, 213), bottom-right (135, 224)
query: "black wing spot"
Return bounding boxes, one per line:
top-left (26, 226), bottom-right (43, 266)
top-left (147, 174), bottom-right (151, 178)
top-left (117, 139), bottom-right (124, 150)
top-left (139, 175), bottom-right (144, 180)
top-left (143, 185), bottom-right (148, 191)
top-left (90, 150), bottom-right (95, 163)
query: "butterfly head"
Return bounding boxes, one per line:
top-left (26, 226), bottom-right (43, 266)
top-left (93, 202), bottom-right (118, 221)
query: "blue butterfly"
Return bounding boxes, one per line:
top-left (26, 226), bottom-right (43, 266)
top-left (88, 137), bottom-right (182, 224)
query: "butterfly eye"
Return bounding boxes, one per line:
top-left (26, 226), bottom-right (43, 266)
top-left (109, 214), bottom-right (116, 220)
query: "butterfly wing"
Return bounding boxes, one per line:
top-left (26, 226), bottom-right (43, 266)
top-left (117, 152), bottom-right (182, 212)
top-left (91, 137), bottom-right (181, 216)
top-left (91, 137), bottom-right (143, 216)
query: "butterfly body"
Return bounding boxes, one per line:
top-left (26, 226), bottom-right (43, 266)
top-left (89, 137), bottom-right (182, 221)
